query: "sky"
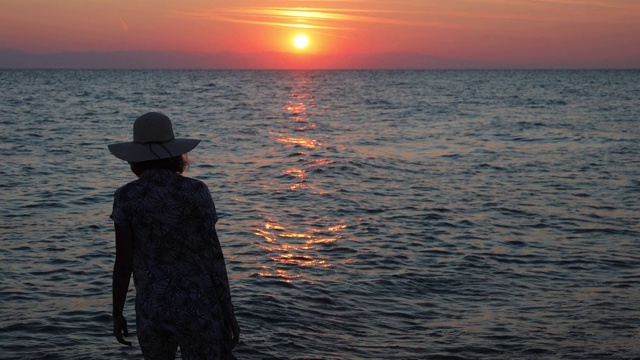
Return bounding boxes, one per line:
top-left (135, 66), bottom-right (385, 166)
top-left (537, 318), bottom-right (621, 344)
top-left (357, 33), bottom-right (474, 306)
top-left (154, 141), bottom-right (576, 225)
top-left (1, 0), bottom-right (639, 68)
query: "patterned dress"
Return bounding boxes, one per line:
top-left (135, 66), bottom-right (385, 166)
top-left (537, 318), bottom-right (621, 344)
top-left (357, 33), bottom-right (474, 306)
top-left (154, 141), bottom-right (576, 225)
top-left (111, 168), bottom-right (236, 360)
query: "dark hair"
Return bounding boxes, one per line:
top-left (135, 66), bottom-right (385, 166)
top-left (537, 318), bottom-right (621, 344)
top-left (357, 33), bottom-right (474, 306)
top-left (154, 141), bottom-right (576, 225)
top-left (129, 154), bottom-right (190, 177)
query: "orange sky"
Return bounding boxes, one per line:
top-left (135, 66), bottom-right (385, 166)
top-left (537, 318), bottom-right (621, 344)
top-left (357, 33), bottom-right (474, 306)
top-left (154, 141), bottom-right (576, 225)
top-left (1, 0), bottom-right (639, 68)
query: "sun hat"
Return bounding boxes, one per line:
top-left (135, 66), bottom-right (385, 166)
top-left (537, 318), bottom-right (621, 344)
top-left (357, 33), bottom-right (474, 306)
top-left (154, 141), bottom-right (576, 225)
top-left (108, 112), bottom-right (200, 162)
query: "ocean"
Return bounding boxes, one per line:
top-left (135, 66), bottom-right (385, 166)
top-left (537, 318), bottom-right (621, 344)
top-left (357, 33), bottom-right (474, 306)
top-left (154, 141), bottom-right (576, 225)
top-left (1, 70), bottom-right (639, 359)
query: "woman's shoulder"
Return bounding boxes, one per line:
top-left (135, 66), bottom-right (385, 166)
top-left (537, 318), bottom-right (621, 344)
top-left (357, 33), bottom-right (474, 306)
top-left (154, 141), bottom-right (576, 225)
top-left (113, 177), bottom-right (145, 198)
top-left (178, 174), bottom-right (205, 186)
top-left (175, 174), bottom-right (211, 192)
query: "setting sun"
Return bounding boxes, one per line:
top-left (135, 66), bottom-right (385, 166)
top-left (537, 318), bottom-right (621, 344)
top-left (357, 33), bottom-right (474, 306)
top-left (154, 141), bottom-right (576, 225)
top-left (293, 34), bottom-right (310, 49)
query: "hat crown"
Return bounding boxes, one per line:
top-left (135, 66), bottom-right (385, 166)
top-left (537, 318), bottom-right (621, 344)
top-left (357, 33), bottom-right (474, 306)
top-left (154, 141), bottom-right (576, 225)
top-left (133, 112), bottom-right (175, 143)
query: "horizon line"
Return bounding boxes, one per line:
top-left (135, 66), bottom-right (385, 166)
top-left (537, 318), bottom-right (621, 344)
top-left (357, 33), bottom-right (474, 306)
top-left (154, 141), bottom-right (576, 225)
top-left (1, 48), bottom-right (638, 70)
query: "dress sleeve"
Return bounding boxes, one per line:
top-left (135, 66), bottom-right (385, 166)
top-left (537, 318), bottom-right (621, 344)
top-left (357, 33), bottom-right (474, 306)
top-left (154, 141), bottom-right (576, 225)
top-left (203, 184), bottom-right (220, 228)
top-left (198, 183), bottom-right (235, 318)
top-left (110, 188), bottom-right (128, 225)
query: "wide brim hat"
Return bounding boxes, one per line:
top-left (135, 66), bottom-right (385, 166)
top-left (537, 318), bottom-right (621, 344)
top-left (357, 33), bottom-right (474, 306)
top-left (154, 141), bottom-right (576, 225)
top-left (108, 112), bottom-right (200, 163)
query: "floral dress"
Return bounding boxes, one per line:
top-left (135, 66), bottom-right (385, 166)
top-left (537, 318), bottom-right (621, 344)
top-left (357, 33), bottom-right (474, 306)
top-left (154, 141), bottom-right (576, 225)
top-left (111, 168), bottom-right (235, 359)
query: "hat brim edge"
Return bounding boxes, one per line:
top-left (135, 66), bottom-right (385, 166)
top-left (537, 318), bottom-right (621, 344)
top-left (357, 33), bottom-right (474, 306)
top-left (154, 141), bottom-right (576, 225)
top-left (108, 138), bottom-right (201, 163)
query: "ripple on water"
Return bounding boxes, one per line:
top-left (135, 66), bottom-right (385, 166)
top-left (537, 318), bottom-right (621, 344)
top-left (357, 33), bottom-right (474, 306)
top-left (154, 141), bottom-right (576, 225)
top-left (1, 70), bottom-right (639, 359)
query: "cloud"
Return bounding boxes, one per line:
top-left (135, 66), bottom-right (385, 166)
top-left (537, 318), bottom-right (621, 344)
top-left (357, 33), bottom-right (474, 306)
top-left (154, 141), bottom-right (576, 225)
top-left (536, 0), bottom-right (640, 10)
top-left (179, 6), bottom-right (442, 31)
top-left (119, 17), bottom-right (129, 32)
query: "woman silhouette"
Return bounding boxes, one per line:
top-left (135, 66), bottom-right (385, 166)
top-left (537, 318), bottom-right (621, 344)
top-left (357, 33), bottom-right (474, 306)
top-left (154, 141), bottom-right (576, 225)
top-left (108, 112), bottom-right (239, 359)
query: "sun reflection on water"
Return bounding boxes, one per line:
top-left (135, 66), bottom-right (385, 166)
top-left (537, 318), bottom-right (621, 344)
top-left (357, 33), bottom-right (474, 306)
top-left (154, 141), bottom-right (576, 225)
top-left (284, 101), bottom-right (307, 115)
top-left (253, 217), bottom-right (347, 280)
top-left (277, 135), bottom-right (319, 149)
top-left (254, 73), bottom-right (348, 282)
top-left (257, 267), bottom-right (301, 283)
top-left (282, 168), bottom-right (307, 190)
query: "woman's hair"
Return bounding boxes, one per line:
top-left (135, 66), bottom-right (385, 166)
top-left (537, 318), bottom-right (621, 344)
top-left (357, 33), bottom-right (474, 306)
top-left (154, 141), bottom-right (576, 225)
top-left (129, 154), bottom-right (190, 177)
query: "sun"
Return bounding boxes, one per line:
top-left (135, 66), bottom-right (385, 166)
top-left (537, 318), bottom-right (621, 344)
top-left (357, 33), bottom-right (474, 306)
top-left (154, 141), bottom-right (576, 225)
top-left (293, 34), bottom-right (310, 49)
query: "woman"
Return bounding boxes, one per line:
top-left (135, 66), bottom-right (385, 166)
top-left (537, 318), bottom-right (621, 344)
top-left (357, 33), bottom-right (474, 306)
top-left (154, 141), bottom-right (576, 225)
top-left (108, 112), bottom-right (239, 359)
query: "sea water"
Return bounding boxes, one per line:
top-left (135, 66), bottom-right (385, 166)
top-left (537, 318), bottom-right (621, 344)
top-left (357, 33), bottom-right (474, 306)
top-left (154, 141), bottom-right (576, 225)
top-left (1, 70), bottom-right (639, 359)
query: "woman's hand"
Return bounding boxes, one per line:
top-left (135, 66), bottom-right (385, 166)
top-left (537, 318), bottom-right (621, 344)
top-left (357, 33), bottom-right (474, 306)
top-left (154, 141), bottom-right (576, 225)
top-left (113, 313), bottom-right (132, 346)
top-left (230, 314), bottom-right (240, 349)
top-left (112, 224), bottom-right (133, 347)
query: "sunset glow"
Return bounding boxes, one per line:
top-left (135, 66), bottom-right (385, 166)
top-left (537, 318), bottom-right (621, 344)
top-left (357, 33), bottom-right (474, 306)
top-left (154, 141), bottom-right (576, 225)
top-left (0, 0), bottom-right (639, 68)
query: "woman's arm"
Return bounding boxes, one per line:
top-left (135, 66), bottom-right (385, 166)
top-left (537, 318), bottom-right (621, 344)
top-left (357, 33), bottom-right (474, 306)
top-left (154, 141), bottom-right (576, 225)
top-left (198, 182), bottom-right (240, 347)
top-left (210, 228), bottom-right (240, 348)
top-left (112, 223), bottom-right (134, 346)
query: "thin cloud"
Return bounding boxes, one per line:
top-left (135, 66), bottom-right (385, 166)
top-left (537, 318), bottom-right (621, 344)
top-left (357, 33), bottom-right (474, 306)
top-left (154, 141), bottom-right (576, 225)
top-left (119, 17), bottom-right (129, 32)
top-left (179, 6), bottom-right (445, 31)
top-left (536, 0), bottom-right (640, 10)
top-left (178, 1), bottom-right (638, 32)
top-left (180, 0), bottom-right (640, 35)
top-left (182, 11), bottom-right (353, 30)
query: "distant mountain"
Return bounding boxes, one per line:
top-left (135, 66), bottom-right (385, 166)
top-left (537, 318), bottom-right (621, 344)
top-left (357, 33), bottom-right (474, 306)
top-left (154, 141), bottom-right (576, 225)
top-left (0, 48), bottom-right (493, 70)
